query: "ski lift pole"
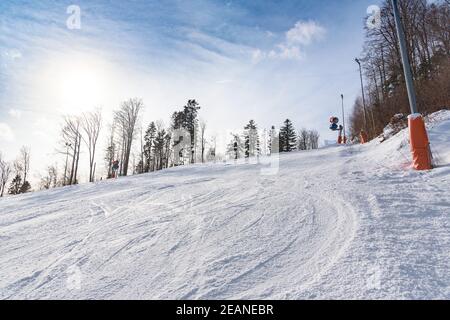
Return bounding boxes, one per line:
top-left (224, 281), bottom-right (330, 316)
top-left (391, 0), bottom-right (432, 170)
top-left (341, 94), bottom-right (346, 143)
top-left (355, 58), bottom-right (368, 131)
top-left (392, 0), bottom-right (417, 115)
top-left (355, 58), bottom-right (369, 143)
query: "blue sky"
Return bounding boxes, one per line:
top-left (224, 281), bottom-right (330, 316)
top-left (0, 0), bottom-right (382, 181)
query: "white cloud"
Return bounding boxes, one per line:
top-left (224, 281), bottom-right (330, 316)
top-left (254, 20), bottom-right (325, 62)
top-left (286, 20), bottom-right (326, 45)
top-left (253, 44), bottom-right (303, 62)
top-left (0, 123), bottom-right (14, 141)
top-left (8, 109), bottom-right (22, 119)
top-left (269, 44), bottom-right (303, 60)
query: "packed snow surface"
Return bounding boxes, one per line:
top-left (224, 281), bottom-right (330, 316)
top-left (1, 111), bottom-right (449, 300)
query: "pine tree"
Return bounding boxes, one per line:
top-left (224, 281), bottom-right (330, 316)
top-left (104, 144), bottom-right (115, 179)
top-left (8, 174), bottom-right (22, 195)
top-left (144, 122), bottom-right (157, 172)
top-left (279, 119), bottom-right (297, 152)
top-left (19, 181), bottom-right (31, 194)
top-left (171, 100), bottom-right (201, 164)
top-left (163, 131), bottom-right (172, 169)
top-left (261, 128), bottom-right (268, 156)
top-left (183, 100), bottom-right (201, 163)
top-left (227, 133), bottom-right (243, 160)
top-left (153, 128), bottom-right (168, 170)
top-left (244, 120), bottom-right (260, 158)
top-left (268, 125), bottom-right (276, 155)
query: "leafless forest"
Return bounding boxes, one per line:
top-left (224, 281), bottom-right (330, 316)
top-left (349, 0), bottom-right (449, 139)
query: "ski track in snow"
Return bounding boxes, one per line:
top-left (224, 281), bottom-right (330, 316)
top-left (0, 111), bottom-right (449, 299)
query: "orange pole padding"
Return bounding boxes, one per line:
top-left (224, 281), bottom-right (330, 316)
top-left (360, 131), bottom-right (368, 144)
top-left (337, 136), bottom-right (347, 144)
top-left (408, 114), bottom-right (432, 170)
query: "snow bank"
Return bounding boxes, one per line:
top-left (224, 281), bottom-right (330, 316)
top-left (427, 110), bottom-right (450, 165)
top-left (368, 110), bottom-right (450, 169)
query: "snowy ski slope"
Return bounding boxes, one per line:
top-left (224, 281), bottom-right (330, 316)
top-left (0, 111), bottom-right (449, 299)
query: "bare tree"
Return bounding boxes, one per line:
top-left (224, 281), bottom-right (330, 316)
top-left (0, 153), bottom-right (12, 197)
top-left (19, 146), bottom-right (31, 184)
top-left (350, 0), bottom-right (450, 137)
top-left (308, 130), bottom-right (320, 150)
top-left (13, 160), bottom-right (23, 181)
top-left (81, 110), bottom-right (102, 182)
top-left (298, 128), bottom-right (309, 151)
top-left (114, 98), bottom-right (143, 176)
top-left (60, 116), bottom-right (82, 185)
top-left (199, 120), bottom-right (207, 163)
top-left (298, 129), bottom-right (319, 150)
top-left (207, 135), bottom-right (217, 162)
top-left (40, 165), bottom-right (58, 190)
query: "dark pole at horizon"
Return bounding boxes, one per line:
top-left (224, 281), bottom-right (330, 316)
top-left (341, 94), bottom-right (346, 141)
top-left (355, 58), bottom-right (368, 133)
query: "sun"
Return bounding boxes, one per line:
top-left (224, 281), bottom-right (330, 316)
top-left (58, 62), bottom-right (105, 113)
top-left (37, 53), bottom-right (111, 115)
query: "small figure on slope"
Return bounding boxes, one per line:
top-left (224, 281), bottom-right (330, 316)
top-left (112, 160), bottom-right (120, 179)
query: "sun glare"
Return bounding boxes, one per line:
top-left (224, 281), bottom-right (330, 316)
top-left (59, 65), bottom-right (102, 112)
top-left (37, 53), bottom-right (111, 115)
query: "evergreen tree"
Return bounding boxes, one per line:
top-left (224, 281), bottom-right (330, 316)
top-left (183, 100), bottom-right (200, 163)
top-left (144, 122), bottom-right (157, 172)
top-left (153, 128), bottom-right (168, 170)
top-left (226, 133), bottom-right (243, 160)
top-left (171, 100), bottom-right (201, 164)
top-left (243, 120), bottom-right (260, 158)
top-left (163, 131), bottom-right (172, 169)
top-left (279, 119), bottom-right (297, 152)
top-left (261, 128), bottom-right (268, 156)
top-left (268, 125), bottom-right (276, 155)
top-left (171, 111), bottom-right (185, 130)
top-left (19, 181), bottom-right (31, 194)
top-left (104, 144), bottom-right (115, 179)
top-left (8, 174), bottom-right (22, 195)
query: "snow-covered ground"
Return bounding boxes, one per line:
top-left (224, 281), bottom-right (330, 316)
top-left (1, 111), bottom-right (449, 300)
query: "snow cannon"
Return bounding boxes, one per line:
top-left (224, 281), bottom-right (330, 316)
top-left (329, 117), bottom-right (339, 131)
top-left (329, 117), bottom-right (346, 145)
